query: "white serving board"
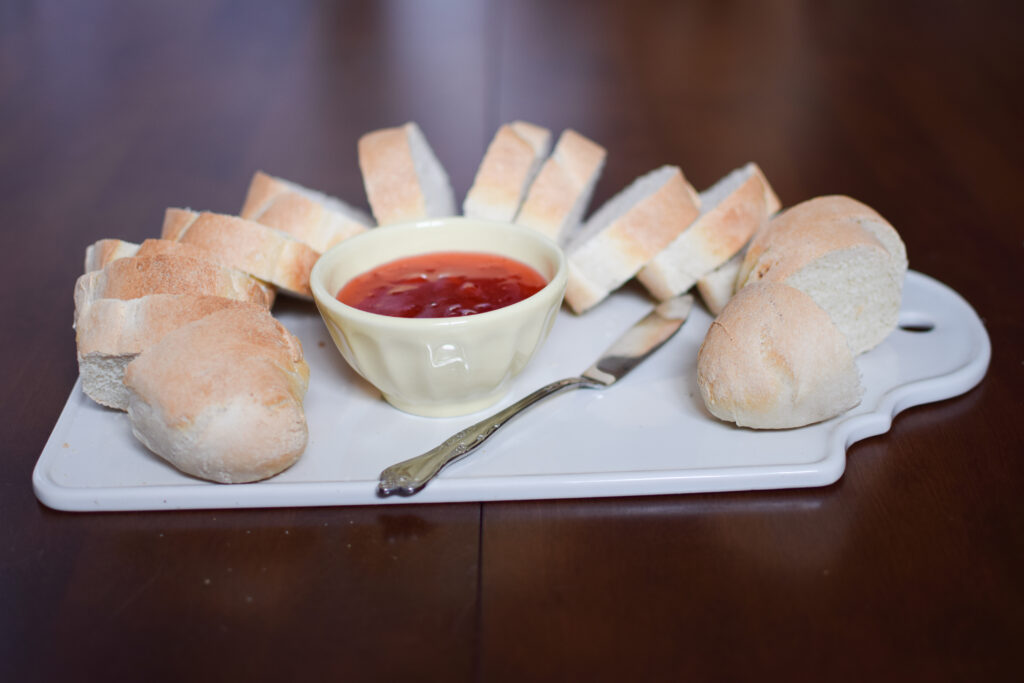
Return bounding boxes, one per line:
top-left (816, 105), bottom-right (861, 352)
top-left (34, 271), bottom-right (989, 511)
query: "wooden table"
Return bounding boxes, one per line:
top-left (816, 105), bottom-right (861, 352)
top-left (2, 1), bottom-right (1020, 680)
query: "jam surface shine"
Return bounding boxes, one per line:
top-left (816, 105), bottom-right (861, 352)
top-left (337, 251), bottom-right (547, 318)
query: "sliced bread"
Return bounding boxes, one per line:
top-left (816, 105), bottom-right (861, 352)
top-left (695, 252), bottom-right (744, 316)
top-left (514, 129), bottom-right (607, 244)
top-left (76, 294), bottom-right (258, 410)
top-left (124, 306), bottom-right (309, 484)
top-left (562, 165), bottom-right (700, 314)
top-left (736, 195), bottom-right (907, 355)
top-left (161, 208), bottom-right (320, 297)
top-left (463, 121), bottom-right (552, 222)
top-left (74, 253), bottom-right (275, 314)
top-left (637, 162), bottom-right (781, 300)
top-left (84, 238), bottom-right (140, 272)
top-left (697, 281), bottom-right (864, 429)
top-left (239, 171), bottom-right (373, 253)
top-left (357, 122), bottom-right (455, 225)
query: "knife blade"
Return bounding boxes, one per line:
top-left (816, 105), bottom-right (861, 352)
top-left (377, 294), bottom-right (694, 496)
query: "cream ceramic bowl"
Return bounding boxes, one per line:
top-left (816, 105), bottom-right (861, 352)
top-left (310, 217), bottom-right (568, 417)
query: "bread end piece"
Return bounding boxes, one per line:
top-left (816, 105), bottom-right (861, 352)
top-left (697, 282), bottom-right (863, 429)
top-left (124, 307), bottom-right (309, 483)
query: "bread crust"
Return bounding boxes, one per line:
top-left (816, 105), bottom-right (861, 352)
top-left (162, 209), bottom-right (319, 297)
top-left (124, 307), bottom-right (309, 484)
top-left (514, 129), bottom-right (606, 243)
top-left (84, 238), bottom-right (140, 272)
top-left (240, 171), bottom-right (371, 253)
top-left (697, 282), bottom-right (863, 429)
top-left (463, 121), bottom-right (552, 222)
top-left (638, 162), bottom-right (781, 300)
top-left (74, 253), bottom-right (275, 312)
top-left (564, 166), bottom-right (700, 314)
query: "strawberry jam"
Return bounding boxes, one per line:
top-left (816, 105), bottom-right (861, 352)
top-left (336, 251), bottom-right (547, 318)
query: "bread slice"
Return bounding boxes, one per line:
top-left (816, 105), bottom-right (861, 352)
top-left (84, 238), bottom-right (139, 272)
top-left (637, 162), bottom-right (781, 300)
top-left (239, 171), bottom-right (373, 253)
top-left (74, 253), bottom-right (275, 315)
top-left (697, 282), bottom-right (864, 429)
top-left (562, 165), bottom-right (700, 314)
top-left (514, 129), bottom-right (607, 244)
top-left (124, 306), bottom-right (309, 484)
top-left (83, 238), bottom-right (278, 306)
top-left (463, 121), bottom-right (552, 222)
top-left (161, 209), bottom-right (320, 297)
top-left (696, 252), bottom-right (744, 316)
top-left (357, 122), bottom-right (455, 225)
top-left (736, 196), bottom-right (907, 355)
top-left (76, 295), bottom-right (258, 410)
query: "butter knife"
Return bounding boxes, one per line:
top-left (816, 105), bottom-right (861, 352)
top-left (377, 294), bottom-right (694, 496)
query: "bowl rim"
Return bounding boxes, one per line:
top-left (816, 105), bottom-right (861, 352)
top-left (309, 216), bottom-right (568, 328)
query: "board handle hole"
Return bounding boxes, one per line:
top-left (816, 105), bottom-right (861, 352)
top-left (898, 312), bottom-right (935, 333)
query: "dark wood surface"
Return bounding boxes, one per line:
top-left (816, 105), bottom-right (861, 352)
top-left (2, 1), bottom-right (1021, 680)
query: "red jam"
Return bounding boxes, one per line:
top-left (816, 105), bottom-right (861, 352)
top-left (337, 251), bottom-right (547, 318)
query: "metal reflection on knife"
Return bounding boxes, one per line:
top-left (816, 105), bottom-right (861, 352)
top-left (377, 294), bottom-right (694, 497)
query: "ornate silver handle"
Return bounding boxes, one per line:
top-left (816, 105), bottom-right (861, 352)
top-left (377, 376), bottom-right (602, 496)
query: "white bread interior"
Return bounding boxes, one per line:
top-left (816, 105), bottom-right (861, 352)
top-left (697, 282), bottom-right (864, 429)
top-left (637, 162), bottom-right (781, 300)
top-left (239, 171), bottom-right (373, 253)
top-left (124, 306), bottom-right (310, 484)
top-left (514, 129), bottom-right (607, 244)
top-left (737, 196), bottom-right (907, 355)
top-left (76, 295), bottom-right (258, 410)
top-left (84, 239), bottom-right (140, 273)
top-left (358, 122), bottom-right (455, 225)
top-left (161, 209), bottom-right (319, 298)
top-left (563, 165), bottom-right (700, 314)
top-left (463, 121), bottom-right (552, 222)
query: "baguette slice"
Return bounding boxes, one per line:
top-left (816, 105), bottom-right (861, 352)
top-left (696, 252), bottom-right (744, 316)
top-left (74, 253), bottom-right (275, 315)
top-left (463, 121), bottom-right (552, 222)
top-left (736, 196), bottom-right (907, 355)
top-left (84, 238), bottom-right (140, 272)
top-left (514, 129), bottom-right (607, 244)
top-left (239, 171), bottom-right (373, 253)
top-left (697, 282), bottom-right (864, 429)
top-left (76, 295), bottom-right (258, 410)
top-left (162, 209), bottom-right (320, 297)
top-left (563, 165), bottom-right (700, 314)
top-left (124, 306), bottom-right (309, 484)
top-left (357, 122), bottom-right (455, 225)
top-left (83, 238), bottom-right (277, 305)
top-left (637, 163), bottom-right (781, 300)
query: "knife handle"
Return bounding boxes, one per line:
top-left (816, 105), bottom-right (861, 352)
top-left (377, 376), bottom-right (602, 496)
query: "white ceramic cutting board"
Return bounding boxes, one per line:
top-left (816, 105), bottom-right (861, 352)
top-left (34, 271), bottom-right (989, 511)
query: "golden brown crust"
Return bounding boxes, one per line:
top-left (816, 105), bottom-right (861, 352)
top-left (239, 171), bottom-right (370, 253)
top-left (358, 124), bottom-right (426, 225)
top-left (514, 129), bottom-right (607, 242)
top-left (697, 282), bottom-right (863, 429)
top-left (464, 122), bottom-right (552, 222)
top-left (162, 209), bottom-right (318, 297)
top-left (74, 253), bottom-right (274, 311)
top-left (123, 307), bottom-right (309, 484)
